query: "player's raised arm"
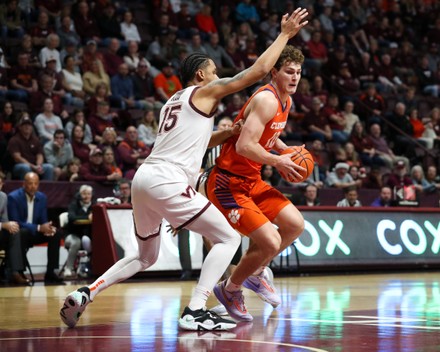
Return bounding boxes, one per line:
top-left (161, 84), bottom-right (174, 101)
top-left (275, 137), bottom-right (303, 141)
top-left (200, 8), bottom-right (308, 101)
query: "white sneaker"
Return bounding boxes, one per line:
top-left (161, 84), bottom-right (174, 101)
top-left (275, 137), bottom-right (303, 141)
top-left (263, 266), bottom-right (274, 282)
top-left (77, 256), bottom-right (91, 278)
top-left (243, 268), bottom-right (280, 308)
top-left (60, 286), bottom-right (91, 328)
top-left (63, 267), bottom-right (75, 278)
top-left (210, 304), bottom-right (228, 316)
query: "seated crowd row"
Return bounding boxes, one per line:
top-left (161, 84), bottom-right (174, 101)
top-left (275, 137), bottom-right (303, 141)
top-left (0, 1), bottom-right (438, 185)
top-left (0, 103), bottom-right (155, 181)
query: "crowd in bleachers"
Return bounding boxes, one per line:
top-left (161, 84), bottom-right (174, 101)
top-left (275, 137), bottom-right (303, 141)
top-left (0, 0), bottom-right (439, 201)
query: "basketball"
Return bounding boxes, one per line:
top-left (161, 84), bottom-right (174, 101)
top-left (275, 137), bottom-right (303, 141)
top-left (279, 146), bottom-right (314, 182)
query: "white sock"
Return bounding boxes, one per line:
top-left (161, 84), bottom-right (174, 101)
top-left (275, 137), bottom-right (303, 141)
top-left (88, 234), bottom-right (161, 301)
top-left (188, 285), bottom-right (211, 311)
top-left (184, 204), bottom-right (241, 304)
top-left (87, 254), bottom-right (142, 301)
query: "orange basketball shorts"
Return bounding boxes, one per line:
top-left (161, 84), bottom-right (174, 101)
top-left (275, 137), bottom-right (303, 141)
top-left (206, 167), bottom-right (291, 236)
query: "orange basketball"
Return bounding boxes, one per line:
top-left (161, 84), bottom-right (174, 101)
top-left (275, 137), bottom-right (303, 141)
top-left (279, 146), bottom-right (315, 182)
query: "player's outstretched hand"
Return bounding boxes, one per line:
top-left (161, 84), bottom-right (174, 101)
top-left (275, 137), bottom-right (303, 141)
top-left (280, 8), bottom-right (309, 39)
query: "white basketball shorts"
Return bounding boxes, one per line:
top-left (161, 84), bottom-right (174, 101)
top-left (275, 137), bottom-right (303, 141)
top-left (131, 162), bottom-right (211, 238)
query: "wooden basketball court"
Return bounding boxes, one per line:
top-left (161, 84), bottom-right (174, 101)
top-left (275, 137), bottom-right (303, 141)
top-left (1, 271), bottom-right (439, 351)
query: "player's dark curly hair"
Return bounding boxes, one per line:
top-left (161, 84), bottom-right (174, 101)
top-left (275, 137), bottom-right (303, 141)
top-left (273, 45), bottom-right (304, 71)
top-left (180, 53), bottom-right (211, 87)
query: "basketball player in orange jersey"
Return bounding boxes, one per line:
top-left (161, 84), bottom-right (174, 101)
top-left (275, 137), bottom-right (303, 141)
top-left (206, 45), bottom-right (306, 322)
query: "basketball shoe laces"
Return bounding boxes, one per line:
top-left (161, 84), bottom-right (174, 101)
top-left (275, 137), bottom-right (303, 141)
top-left (222, 285), bottom-right (248, 314)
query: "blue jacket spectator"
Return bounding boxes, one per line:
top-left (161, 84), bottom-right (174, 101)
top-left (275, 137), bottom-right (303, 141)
top-left (7, 172), bottom-right (63, 283)
top-left (370, 186), bottom-right (396, 207)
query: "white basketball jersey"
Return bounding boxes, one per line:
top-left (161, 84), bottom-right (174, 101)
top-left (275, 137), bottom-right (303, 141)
top-left (145, 86), bottom-right (215, 185)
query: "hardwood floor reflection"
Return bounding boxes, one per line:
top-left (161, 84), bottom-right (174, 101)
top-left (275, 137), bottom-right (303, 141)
top-left (1, 272), bottom-right (440, 351)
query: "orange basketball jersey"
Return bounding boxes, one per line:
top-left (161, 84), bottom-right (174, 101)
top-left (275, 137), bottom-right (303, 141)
top-left (216, 84), bottom-right (292, 179)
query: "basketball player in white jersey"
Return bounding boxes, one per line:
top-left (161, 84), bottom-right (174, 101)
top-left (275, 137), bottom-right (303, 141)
top-left (60, 8), bottom-right (309, 331)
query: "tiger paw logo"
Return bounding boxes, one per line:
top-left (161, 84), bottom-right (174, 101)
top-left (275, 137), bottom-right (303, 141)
top-left (228, 209), bottom-right (240, 224)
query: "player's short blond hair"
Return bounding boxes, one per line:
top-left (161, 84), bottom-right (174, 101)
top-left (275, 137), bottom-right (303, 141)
top-left (273, 45), bottom-right (304, 71)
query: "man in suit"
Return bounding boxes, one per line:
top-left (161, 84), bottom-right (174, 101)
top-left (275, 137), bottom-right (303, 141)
top-left (0, 173), bottom-right (28, 285)
top-left (7, 172), bottom-right (64, 284)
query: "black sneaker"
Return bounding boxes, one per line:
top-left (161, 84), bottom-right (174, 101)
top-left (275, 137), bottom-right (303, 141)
top-left (178, 306), bottom-right (237, 331)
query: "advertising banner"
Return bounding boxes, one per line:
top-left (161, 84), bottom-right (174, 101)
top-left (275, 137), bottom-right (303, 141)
top-left (104, 207), bottom-right (440, 272)
top-left (274, 209), bottom-right (440, 270)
